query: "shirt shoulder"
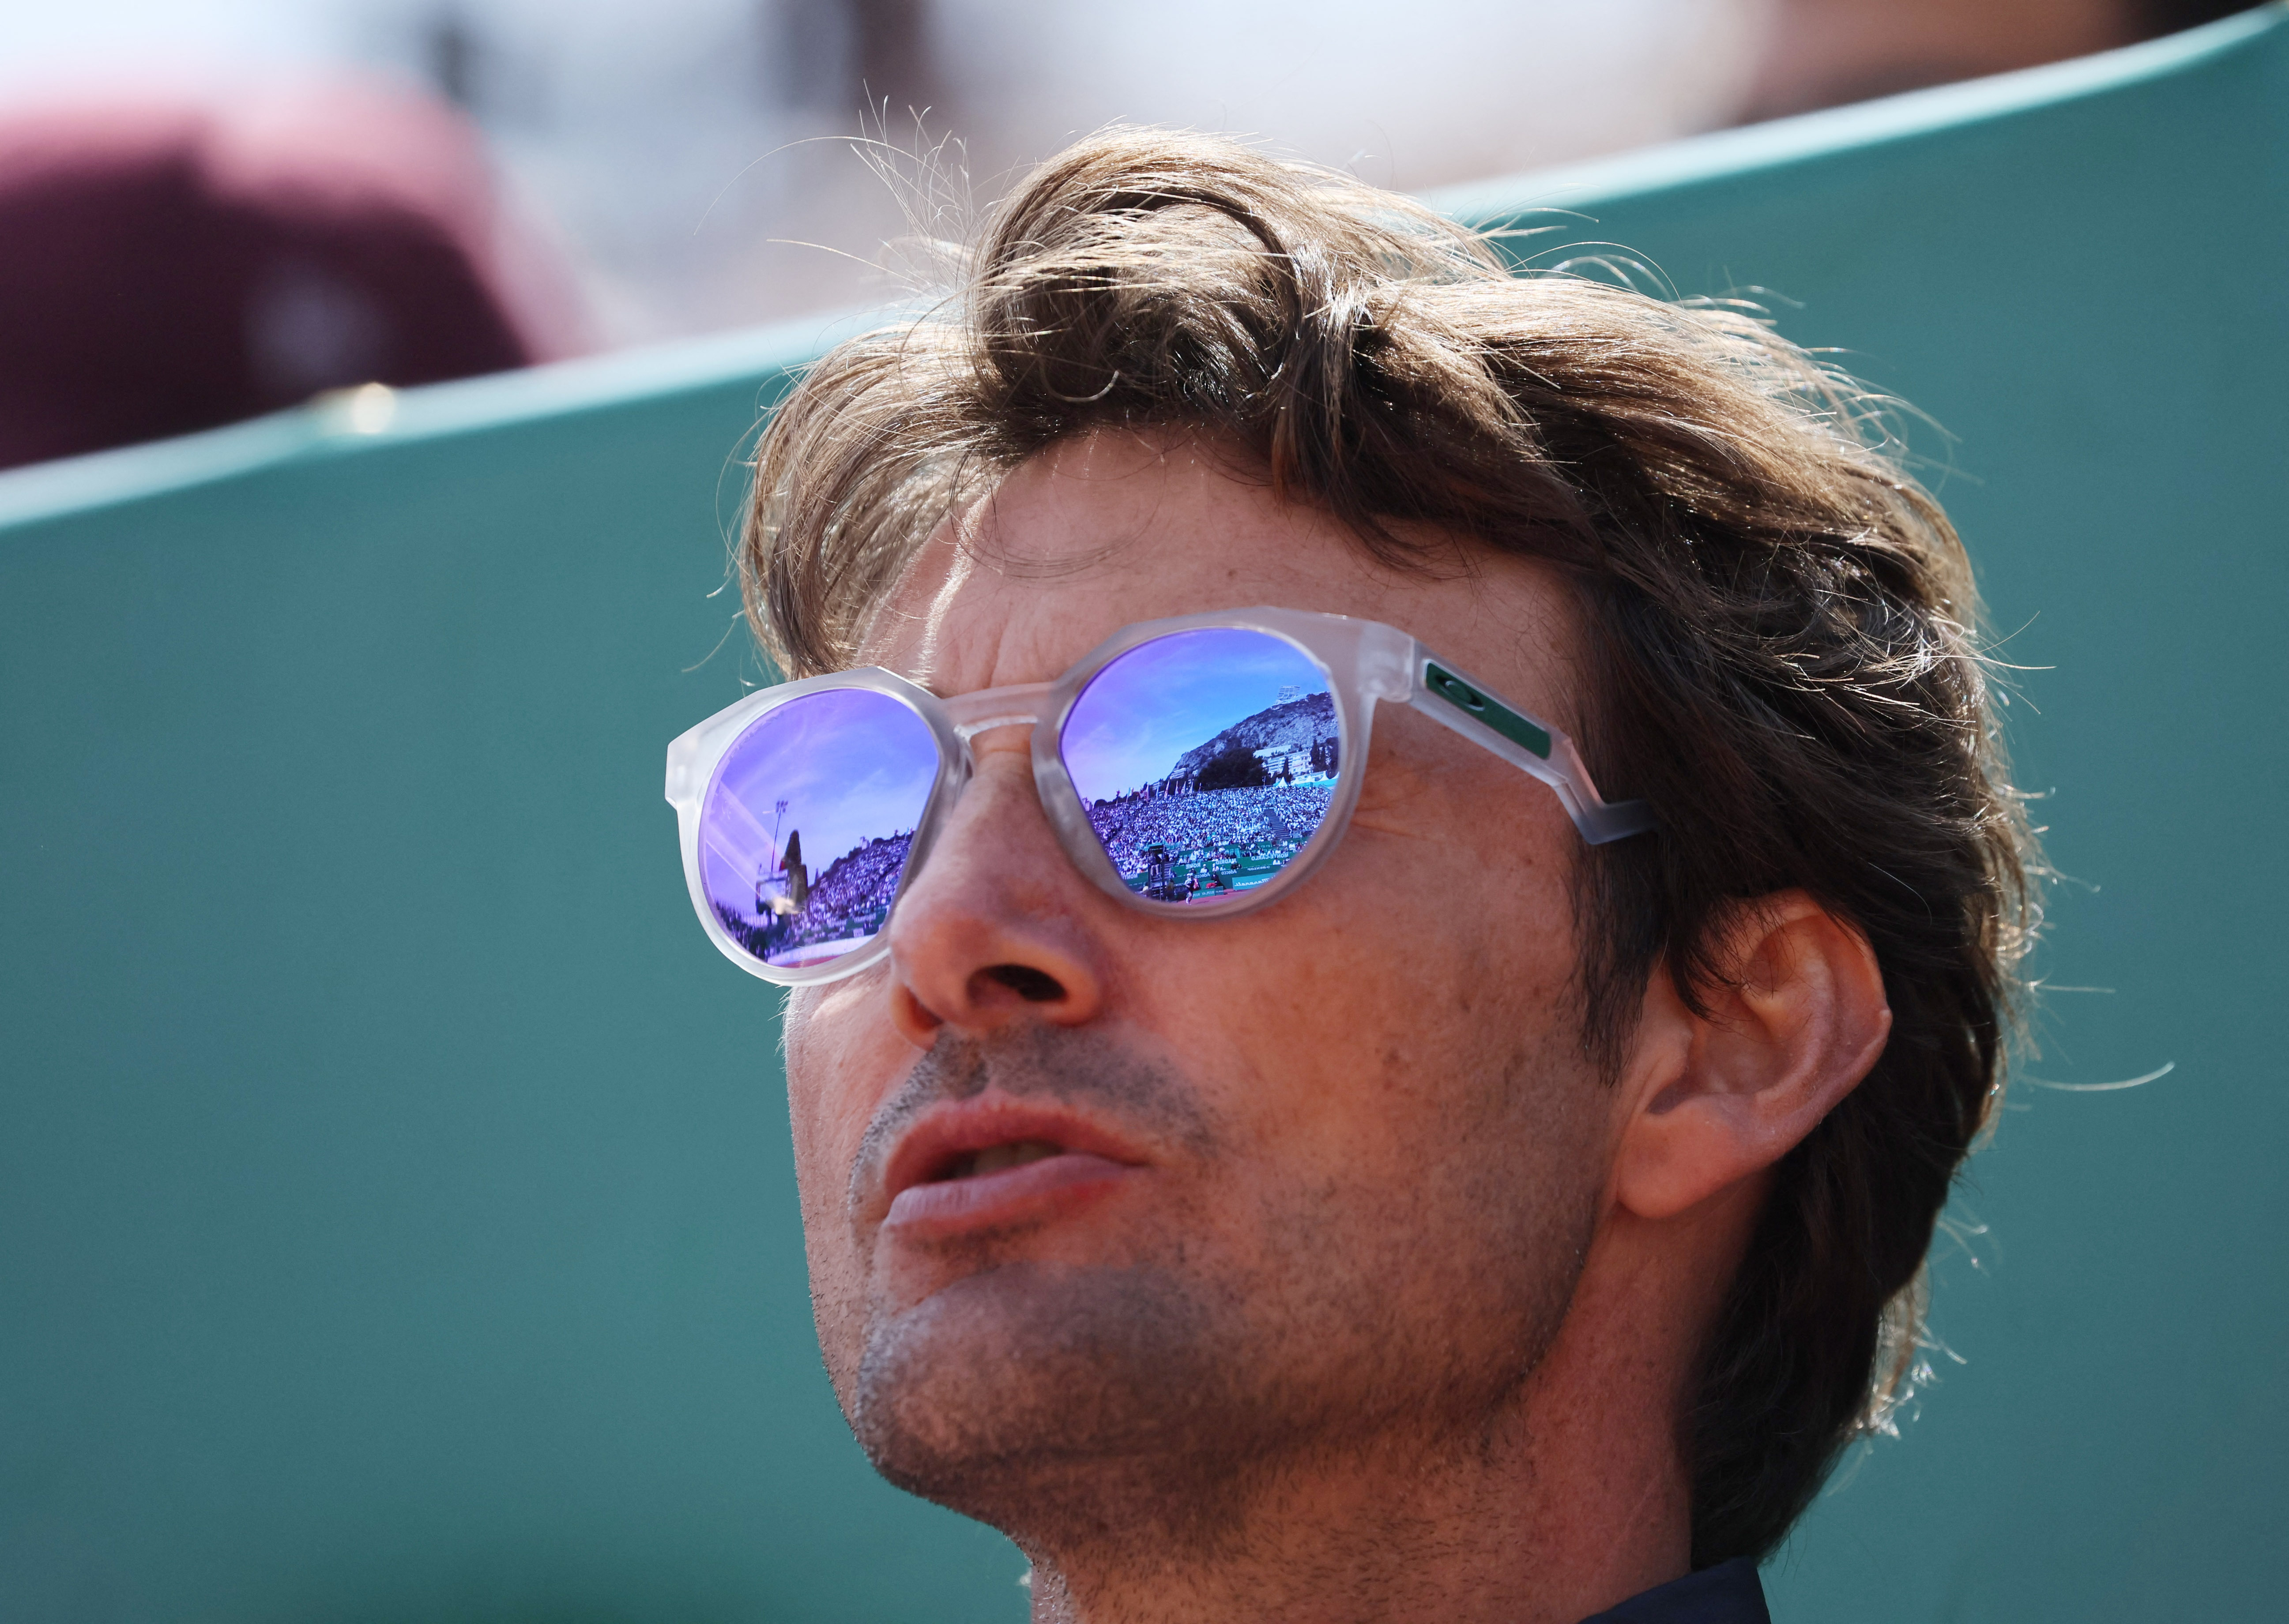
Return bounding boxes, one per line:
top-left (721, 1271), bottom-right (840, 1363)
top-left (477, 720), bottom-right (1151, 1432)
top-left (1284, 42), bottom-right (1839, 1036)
top-left (1574, 1559), bottom-right (1771, 1624)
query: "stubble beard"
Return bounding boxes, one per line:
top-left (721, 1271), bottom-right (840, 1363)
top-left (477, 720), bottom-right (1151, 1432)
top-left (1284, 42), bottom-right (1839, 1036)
top-left (840, 1023), bottom-right (1600, 1564)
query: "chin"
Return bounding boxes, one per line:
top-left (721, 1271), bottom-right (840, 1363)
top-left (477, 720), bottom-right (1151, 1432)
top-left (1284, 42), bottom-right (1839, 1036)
top-left (849, 1257), bottom-right (1260, 1537)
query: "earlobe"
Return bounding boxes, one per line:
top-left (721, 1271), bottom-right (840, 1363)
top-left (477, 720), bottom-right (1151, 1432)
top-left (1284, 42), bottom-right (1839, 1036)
top-left (1614, 893), bottom-right (1891, 1222)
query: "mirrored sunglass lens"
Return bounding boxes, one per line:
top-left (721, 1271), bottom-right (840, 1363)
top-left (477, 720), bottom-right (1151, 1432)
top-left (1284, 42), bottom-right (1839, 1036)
top-left (698, 688), bottom-right (938, 970)
top-left (1060, 628), bottom-right (1340, 907)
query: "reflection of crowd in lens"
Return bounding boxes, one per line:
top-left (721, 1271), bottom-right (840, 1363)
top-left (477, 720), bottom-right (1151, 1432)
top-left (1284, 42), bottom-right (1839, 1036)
top-left (1086, 783), bottom-right (1335, 898)
top-left (715, 831), bottom-right (914, 964)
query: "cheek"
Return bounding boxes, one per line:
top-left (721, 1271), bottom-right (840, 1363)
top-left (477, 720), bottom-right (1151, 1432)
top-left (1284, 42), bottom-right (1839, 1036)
top-left (783, 977), bottom-right (906, 1368)
top-left (1243, 816), bottom-right (1578, 1058)
top-left (1157, 813), bottom-right (1589, 1209)
top-left (1105, 852), bottom-right (1603, 1397)
top-left (784, 974), bottom-right (901, 1192)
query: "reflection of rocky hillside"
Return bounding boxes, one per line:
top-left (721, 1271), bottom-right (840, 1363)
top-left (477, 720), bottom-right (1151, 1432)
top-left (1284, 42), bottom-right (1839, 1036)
top-left (1175, 691), bottom-right (1336, 777)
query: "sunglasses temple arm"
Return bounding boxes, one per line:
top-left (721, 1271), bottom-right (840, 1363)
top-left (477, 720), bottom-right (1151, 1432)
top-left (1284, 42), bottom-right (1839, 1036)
top-left (1396, 644), bottom-right (1657, 845)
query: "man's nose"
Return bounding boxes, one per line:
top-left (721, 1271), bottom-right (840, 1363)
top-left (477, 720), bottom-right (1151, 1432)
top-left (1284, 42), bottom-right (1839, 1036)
top-left (884, 739), bottom-right (1108, 1047)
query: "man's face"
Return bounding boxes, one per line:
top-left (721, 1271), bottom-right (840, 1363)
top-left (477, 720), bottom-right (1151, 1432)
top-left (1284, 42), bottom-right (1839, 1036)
top-left (783, 434), bottom-right (1626, 1541)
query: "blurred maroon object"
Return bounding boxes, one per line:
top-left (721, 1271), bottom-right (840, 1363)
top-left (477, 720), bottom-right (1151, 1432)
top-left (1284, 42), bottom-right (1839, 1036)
top-left (0, 79), bottom-right (586, 471)
top-left (1738, 0), bottom-right (2257, 124)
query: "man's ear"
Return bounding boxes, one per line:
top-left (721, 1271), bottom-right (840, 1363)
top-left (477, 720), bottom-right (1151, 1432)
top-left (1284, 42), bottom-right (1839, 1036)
top-left (1614, 891), bottom-right (1891, 1222)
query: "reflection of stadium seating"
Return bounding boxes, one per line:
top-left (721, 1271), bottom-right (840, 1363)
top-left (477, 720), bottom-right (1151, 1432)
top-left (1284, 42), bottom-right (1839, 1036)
top-left (1086, 784), bottom-right (1335, 885)
top-left (718, 832), bottom-right (914, 960)
top-left (717, 786), bottom-right (1341, 959)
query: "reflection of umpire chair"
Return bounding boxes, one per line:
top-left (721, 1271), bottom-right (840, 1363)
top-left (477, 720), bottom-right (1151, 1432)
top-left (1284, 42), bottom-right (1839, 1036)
top-left (1141, 842), bottom-right (1182, 902)
top-left (783, 832), bottom-right (809, 912)
top-left (761, 832), bottom-right (810, 915)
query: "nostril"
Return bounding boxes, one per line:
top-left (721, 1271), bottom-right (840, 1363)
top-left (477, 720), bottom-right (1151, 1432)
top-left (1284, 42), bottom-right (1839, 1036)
top-left (983, 964), bottom-right (1065, 1003)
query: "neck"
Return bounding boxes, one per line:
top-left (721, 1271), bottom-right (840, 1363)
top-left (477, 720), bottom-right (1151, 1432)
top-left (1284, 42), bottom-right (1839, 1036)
top-left (1014, 1211), bottom-right (1718, 1624)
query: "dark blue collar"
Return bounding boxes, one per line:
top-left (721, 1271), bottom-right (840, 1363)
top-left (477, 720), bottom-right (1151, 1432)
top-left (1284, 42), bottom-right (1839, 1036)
top-left (1574, 1559), bottom-right (1769, 1624)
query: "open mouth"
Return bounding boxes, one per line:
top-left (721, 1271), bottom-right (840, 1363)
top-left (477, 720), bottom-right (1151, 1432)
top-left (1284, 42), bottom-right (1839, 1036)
top-left (930, 1140), bottom-right (1067, 1181)
top-left (883, 1121), bottom-right (1139, 1237)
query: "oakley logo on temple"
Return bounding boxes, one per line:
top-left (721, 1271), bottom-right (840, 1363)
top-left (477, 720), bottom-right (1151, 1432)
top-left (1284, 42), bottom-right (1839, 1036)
top-left (1423, 662), bottom-right (1553, 759)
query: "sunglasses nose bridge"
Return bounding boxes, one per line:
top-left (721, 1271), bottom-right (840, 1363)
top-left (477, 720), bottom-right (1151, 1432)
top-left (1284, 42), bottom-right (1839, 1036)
top-left (952, 713), bottom-right (1043, 744)
top-left (943, 680), bottom-right (1056, 744)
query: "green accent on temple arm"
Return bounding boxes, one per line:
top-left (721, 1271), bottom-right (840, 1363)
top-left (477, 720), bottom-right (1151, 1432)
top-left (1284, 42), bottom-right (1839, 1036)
top-left (1422, 662), bottom-right (1552, 759)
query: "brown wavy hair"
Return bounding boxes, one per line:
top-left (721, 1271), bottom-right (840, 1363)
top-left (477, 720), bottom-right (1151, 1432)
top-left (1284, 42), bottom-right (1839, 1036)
top-left (738, 128), bottom-right (2037, 1566)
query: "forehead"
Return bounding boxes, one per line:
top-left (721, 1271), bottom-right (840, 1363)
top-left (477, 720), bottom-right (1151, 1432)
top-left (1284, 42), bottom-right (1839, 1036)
top-left (859, 432), bottom-right (1584, 722)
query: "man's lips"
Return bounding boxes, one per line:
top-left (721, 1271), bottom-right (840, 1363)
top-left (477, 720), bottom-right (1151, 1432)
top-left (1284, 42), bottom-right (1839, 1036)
top-left (876, 1094), bottom-right (1148, 1241)
top-left (886, 1150), bottom-right (1136, 1236)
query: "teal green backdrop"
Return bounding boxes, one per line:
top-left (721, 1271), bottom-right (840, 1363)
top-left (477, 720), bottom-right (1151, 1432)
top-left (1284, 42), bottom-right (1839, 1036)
top-left (3, 11), bottom-right (2283, 1620)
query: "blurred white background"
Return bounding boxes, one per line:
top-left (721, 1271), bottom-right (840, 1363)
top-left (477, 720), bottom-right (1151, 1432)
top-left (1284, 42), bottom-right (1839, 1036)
top-left (0, 0), bottom-right (1780, 346)
top-left (0, 0), bottom-right (2226, 376)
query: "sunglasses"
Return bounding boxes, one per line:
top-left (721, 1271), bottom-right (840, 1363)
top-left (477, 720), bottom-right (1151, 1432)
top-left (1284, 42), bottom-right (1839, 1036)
top-left (665, 606), bottom-right (1655, 986)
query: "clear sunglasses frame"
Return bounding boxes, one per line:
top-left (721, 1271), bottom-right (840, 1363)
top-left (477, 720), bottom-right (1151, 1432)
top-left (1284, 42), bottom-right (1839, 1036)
top-left (664, 605), bottom-right (1656, 987)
